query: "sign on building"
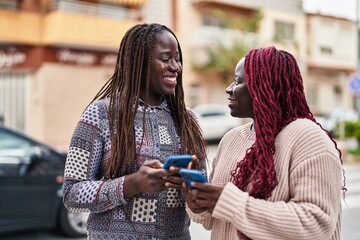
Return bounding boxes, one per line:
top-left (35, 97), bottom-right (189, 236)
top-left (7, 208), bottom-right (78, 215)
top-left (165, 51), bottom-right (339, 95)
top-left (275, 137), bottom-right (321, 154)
top-left (349, 73), bottom-right (360, 96)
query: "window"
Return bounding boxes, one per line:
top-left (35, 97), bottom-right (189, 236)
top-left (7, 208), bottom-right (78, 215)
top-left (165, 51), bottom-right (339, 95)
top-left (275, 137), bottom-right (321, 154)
top-left (202, 14), bottom-right (226, 28)
top-left (0, 73), bottom-right (27, 131)
top-left (306, 85), bottom-right (318, 108)
top-left (320, 46), bottom-right (333, 55)
top-left (0, 0), bottom-right (18, 11)
top-left (274, 21), bottom-right (295, 41)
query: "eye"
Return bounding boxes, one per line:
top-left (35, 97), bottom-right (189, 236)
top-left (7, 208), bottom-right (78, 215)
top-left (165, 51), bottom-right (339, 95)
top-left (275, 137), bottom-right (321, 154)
top-left (160, 57), bottom-right (170, 61)
top-left (159, 53), bottom-right (180, 62)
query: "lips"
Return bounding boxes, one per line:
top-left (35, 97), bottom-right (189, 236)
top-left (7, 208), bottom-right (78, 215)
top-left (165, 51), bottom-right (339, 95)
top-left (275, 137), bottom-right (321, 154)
top-left (227, 98), bottom-right (236, 108)
top-left (163, 77), bottom-right (177, 83)
top-left (163, 76), bottom-right (177, 88)
top-left (228, 98), bottom-right (236, 104)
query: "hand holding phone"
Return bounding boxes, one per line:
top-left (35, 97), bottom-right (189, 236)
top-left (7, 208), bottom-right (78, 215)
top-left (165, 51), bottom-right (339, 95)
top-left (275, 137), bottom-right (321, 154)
top-left (179, 169), bottom-right (207, 189)
top-left (163, 155), bottom-right (192, 169)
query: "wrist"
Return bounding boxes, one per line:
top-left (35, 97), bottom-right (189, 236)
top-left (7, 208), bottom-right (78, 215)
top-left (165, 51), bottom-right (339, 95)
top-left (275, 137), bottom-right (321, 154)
top-left (123, 172), bottom-right (140, 197)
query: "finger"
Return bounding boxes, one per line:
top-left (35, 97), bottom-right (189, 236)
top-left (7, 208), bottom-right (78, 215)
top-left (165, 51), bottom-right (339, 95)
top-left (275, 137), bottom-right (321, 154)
top-left (165, 175), bottom-right (183, 185)
top-left (192, 207), bottom-right (209, 214)
top-left (181, 181), bottom-right (188, 192)
top-left (194, 199), bottom-right (212, 208)
top-left (165, 181), bottom-right (182, 189)
top-left (145, 168), bottom-right (169, 180)
top-left (190, 182), bottom-right (207, 191)
top-left (143, 159), bottom-right (163, 169)
top-left (190, 155), bottom-right (199, 170)
top-left (189, 188), bottom-right (211, 200)
top-left (169, 166), bottom-right (181, 173)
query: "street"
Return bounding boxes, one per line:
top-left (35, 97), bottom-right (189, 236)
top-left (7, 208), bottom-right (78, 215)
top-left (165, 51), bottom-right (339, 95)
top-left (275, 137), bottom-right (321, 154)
top-left (3, 144), bottom-right (360, 240)
top-left (342, 163), bottom-right (360, 240)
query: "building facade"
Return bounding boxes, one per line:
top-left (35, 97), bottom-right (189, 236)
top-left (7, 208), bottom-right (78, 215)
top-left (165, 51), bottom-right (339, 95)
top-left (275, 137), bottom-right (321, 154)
top-left (0, 0), bottom-right (357, 151)
top-left (176, 0), bottom-right (307, 107)
top-left (304, 13), bottom-right (357, 114)
top-left (0, 0), bottom-right (173, 151)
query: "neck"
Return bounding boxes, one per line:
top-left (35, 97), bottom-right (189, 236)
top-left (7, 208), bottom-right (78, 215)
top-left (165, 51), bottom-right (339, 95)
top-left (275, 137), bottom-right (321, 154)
top-left (251, 123), bottom-right (255, 132)
top-left (141, 95), bottom-right (164, 107)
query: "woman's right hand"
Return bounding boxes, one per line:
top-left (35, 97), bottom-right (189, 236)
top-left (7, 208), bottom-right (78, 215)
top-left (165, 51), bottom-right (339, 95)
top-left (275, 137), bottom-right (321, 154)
top-left (123, 160), bottom-right (170, 197)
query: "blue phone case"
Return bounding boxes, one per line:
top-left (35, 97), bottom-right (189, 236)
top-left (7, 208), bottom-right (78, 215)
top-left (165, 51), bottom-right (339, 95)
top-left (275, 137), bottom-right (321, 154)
top-left (163, 155), bottom-right (192, 169)
top-left (179, 169), bottom-right (207, 189)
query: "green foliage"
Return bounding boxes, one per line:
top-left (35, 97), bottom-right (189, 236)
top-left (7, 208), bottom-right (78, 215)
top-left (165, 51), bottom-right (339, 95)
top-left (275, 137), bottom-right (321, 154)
top-left (348, 148), bottom-right (360, 156)
top-left (246, 9), bottom-right (263, 33)
top-left (198, 40), bottom-right (248, 84)
top-left (334, 120), bottom-right (360, 148)
top-left (212, 8), bottom-right (263, 33)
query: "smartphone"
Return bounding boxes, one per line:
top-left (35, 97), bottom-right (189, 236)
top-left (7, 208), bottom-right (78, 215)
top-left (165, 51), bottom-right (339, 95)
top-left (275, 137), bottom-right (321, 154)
top-left (162, 155), bottom-right (193, 169)
top-left (179, 169), bottom-right (208, 189)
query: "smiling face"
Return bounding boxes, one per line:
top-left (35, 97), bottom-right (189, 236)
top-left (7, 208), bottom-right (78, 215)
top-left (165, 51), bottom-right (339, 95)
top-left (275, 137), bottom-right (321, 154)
top-left (142, 30), bottom-right (182, 106)
top-left (225, 57), bottom-right (254, 119)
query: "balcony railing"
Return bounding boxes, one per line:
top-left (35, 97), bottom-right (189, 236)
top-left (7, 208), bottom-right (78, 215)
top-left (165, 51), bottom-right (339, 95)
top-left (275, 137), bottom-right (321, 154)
top-left (49, 0), bottom-right (139, 20)
top-left (190, 26), bottom-right (258, 48)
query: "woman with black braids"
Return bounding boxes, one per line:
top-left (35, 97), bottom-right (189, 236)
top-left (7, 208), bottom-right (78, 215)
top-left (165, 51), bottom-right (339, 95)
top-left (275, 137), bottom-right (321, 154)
top-left (62, 23), bottom-right (207, 239)
top-left (185, 46), bottom-right (345, 240)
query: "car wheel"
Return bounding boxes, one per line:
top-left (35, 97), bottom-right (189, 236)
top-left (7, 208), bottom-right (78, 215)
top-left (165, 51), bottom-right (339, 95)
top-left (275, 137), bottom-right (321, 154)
top-left (58, 204), bottom-right (89, 237)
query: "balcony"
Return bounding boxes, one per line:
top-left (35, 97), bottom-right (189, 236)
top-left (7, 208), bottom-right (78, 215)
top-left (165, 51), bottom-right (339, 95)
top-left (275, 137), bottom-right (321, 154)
top-left (45, 0), bottom-right (142, 50)
top-left (192, 0), bottom-right (257, 11)
top-left (188, 26), bottom-right (258, 66)
top-left (0, 9), bottom-right (41, 45)
top-left (0, 0), bottom-right (142, 50)
top-left (49, 0), bottom-right (140, 20)
top-left (41, 11), bottom-right (138, 50)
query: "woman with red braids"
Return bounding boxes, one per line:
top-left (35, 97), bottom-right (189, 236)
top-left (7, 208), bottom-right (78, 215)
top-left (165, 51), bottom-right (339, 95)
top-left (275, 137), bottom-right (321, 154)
top-left (185, 46), bottom-right (345, 240)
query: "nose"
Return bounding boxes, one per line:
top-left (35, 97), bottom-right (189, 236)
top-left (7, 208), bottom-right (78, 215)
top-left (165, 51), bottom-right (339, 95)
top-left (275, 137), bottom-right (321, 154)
top-left (225, 82), bottom-right (234, 94)
top-left (169, 59), bottom-right (181, 72)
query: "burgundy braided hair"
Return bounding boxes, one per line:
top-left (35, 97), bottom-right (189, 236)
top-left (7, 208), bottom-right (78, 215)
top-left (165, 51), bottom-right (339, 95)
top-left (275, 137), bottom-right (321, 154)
top-left (231, 46), bottom-right (346, 200)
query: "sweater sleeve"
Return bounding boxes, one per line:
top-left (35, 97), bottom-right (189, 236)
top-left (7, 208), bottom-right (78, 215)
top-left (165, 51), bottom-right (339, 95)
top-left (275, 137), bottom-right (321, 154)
top-left (185, 133), bottom-right (227, 230)
top-left (62, 101), bottom-right (126, 213)
top-left (213, 152), bottom-right (342, 240)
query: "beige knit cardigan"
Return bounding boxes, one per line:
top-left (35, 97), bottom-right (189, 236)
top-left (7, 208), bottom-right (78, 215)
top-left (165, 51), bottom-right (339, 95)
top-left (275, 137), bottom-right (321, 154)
top-left (187, 119), bottom-right (343, 240)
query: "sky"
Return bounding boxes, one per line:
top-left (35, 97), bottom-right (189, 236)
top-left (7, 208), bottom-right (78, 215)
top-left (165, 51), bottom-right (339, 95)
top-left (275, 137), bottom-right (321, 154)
top-left (303, 0), bottom-right (358, 21)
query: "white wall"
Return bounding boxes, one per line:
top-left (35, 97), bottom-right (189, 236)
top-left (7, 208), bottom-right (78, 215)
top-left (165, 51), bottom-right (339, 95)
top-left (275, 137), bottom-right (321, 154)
top-left (308, 15), bottom-right (356, 69)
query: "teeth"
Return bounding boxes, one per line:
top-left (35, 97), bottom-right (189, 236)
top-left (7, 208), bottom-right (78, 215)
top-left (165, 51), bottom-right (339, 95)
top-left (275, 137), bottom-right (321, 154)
top-left (164, 77), bottom-right (176, 82)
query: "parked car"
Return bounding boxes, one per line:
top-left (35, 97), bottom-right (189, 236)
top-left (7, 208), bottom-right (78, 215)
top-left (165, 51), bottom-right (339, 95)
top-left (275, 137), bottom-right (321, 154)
top-left (319, 108), bottom-right (359, 135)
top-left (192, 104), bottom-right (241, 142)
top-left (0, 125), bottom-right (88, 237)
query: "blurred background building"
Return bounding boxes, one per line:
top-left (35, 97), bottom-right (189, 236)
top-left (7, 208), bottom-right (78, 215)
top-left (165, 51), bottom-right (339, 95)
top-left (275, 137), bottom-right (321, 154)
top-left (0, 0), bottom-right (358, 151)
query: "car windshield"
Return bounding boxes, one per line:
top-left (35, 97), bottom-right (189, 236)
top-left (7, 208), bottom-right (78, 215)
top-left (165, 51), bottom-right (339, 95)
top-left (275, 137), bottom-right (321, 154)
top-left (0, 129), bottom-right (32, 157)
top-left (201, 112), bottom-right (225, 117)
